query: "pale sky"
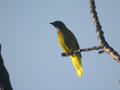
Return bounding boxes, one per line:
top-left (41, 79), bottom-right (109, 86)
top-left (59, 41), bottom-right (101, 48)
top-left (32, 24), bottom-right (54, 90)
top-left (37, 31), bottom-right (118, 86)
top-left (0, 0), bottom-right (120, 90)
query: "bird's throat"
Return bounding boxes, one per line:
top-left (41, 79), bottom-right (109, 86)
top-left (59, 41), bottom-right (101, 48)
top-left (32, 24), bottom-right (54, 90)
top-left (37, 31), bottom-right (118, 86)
top-left (56, 28), bottom-right (60, 32)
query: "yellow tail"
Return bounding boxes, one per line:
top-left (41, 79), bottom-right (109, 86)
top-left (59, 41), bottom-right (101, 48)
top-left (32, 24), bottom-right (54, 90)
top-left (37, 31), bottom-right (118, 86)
top-left (70, 55), bottom-right (83, 77)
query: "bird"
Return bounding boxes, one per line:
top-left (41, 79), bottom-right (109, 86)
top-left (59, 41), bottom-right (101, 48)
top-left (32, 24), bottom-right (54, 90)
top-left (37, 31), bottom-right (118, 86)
top-left (50, 21), bottom-right (83, 77)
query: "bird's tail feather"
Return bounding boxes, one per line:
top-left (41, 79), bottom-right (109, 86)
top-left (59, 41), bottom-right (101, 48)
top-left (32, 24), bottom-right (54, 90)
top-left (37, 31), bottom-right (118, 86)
top-left (70, 55), bottom-right (83, 77)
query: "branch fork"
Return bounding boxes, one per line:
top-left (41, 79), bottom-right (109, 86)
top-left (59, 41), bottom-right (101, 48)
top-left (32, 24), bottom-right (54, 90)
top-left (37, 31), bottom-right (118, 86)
top-left (61, 0), bottom-right (120, 63)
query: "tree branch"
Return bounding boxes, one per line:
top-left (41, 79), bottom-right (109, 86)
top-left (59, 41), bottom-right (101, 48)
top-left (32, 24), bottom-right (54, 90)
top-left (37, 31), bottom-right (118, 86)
top-left (89, 0), bottom-right (120, 63)
top-left (61, 0), bottom-right (120, 63)
top-left (61, 46), bottom-right (103, 56)
top-left (0, 44), bottom-right (13, 90)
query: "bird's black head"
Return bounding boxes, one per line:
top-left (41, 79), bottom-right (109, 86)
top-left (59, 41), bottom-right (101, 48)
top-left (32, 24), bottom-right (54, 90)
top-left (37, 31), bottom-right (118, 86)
top-left (50, 21), bottom-right (66, 30)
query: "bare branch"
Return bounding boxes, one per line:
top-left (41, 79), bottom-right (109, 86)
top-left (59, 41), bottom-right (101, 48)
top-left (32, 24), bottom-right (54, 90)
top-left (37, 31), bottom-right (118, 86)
top-left (61, 46), bottom-right (102, 56)
top-left (89, 0), bottom-right (120, 63)
top-left (80, 46), bottom-right (103, 52)
top-left (60, 0), bottom-right (120, 63)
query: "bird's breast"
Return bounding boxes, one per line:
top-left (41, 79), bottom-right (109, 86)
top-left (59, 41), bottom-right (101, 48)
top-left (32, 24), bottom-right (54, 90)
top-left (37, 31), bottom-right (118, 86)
top-left (57, 31), bottom-right (70, 53)
top-left (57, 31), bottom-right (65, 45)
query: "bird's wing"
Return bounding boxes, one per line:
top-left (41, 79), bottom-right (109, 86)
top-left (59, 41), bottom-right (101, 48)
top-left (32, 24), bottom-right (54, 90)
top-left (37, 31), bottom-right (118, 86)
top-left (64, 30), bottom-right (81, 56)
top-left (64, 30), bottom-right (79, 50)
top-left (64, 30), bottom-right (81, 57)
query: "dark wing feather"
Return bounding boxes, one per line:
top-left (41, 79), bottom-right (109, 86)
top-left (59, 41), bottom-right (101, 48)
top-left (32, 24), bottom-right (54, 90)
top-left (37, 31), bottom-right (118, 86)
top-left (64, 29), bottom-right (81, 57)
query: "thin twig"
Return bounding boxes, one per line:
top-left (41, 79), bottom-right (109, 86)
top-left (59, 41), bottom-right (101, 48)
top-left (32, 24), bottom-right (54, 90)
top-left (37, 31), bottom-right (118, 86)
top-left (61, 46), bottom-right (103, 56)
top-left (89, 0), bottom-right (120, 63)
top-left (98, 50), bottom-right (104, 54)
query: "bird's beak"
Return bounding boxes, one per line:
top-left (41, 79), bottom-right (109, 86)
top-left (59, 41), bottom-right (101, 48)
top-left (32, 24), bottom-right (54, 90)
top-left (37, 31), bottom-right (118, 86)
top-left (50, 22), bottom-right (54, 25)
top-left (50, 22), bottom-right (56, 27)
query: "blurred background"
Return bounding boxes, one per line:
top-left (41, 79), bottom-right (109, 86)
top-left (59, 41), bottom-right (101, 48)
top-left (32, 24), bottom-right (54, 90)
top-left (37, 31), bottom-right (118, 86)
top-left (0, 0), bottom-right (120, 90)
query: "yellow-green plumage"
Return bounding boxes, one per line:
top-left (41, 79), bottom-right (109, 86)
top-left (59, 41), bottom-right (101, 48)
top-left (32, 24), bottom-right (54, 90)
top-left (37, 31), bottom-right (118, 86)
top-left (57, 28), bottom-right (83, 77)
top-left (51, 21), bottom-right (83, 77)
